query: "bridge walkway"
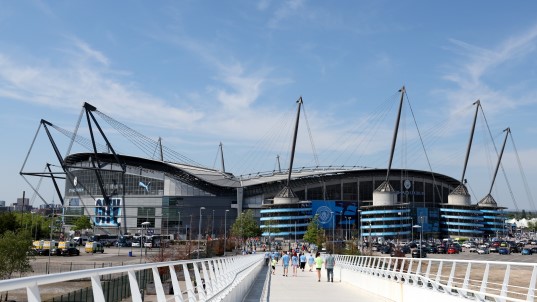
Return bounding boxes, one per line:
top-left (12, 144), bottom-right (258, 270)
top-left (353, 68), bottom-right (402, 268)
top-left (266, 265), bottom-right (394, 302)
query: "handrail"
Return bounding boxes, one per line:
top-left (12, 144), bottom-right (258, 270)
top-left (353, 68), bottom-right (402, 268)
top-left (0, 254), bottom-right (264, 302)
top-left (335, 255), bottom-right (537, 302)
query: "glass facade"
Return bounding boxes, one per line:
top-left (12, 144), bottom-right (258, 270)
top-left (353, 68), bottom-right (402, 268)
top-left (65, 170), bottom-right (164, 197)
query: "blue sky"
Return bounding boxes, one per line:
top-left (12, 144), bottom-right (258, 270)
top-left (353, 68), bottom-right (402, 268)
top-left (1, 1), bottom-right (537, 211)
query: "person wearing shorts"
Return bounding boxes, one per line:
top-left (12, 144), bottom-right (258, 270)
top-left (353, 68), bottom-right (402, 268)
top-left (281, 251), bottom-right (290, 277)
top-left (314, 252), bottom-right (324, 282)
top-left (308, 253), bottom-right (315, 272)
top-left (271, 258), bottom-right (277, 275)
top-left (291, 252), bottom-right (299, 276)
top-left (299, 253), bottom-right (306, 272)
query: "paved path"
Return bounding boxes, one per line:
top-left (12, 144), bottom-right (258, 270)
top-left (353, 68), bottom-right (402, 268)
top-left (267, 266), bottom-right (394, 302)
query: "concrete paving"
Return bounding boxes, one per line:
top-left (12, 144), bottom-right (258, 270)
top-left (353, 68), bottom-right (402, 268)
top-left (267, 267), bottom-right (394, 302)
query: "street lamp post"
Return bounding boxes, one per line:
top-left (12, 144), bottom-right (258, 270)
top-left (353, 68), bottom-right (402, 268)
top-left (224, 209), bottom-right (229, 256)
top-left (413, 216), bottom-right (424, 258)
top-left (198, 207), bottom-right (205, 259)
top-left (331, 211), bottom-right (335, 252)
top-left (177, 211), bottom-right (181, 240)
top-left (140, 221), bottom-right (150, 264)
top-left (294, 221), bottom-right (296, 249)
top-left (346, 217), bottom-right (351, 240)
top-left (212, 210), bottom-right (215, 239)
top-left (410, 217), bottom-right (414, 242)
top-left (368, 221), bottom-right (372, 253)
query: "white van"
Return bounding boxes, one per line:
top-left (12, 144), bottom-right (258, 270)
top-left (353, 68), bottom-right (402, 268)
top-left (73, 236), bottom-right (88, 246)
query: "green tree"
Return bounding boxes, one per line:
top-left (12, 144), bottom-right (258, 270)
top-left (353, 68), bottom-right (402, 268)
top-left (303, 215), bottom-right (325, 248)
top-left (230, 210), bottom-right (262, 240)
top-left (0, 230), bottom-right (33, 280)
top-left (528, 221), bottom-right (537, 232)
top-left (71, 215), bottom-right (92, 231)
top-left (0, 212), bottom-right (19, 235)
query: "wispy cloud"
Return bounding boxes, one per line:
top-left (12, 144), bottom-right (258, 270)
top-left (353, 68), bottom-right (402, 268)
top-left (0, 39), bottom-right (204, 129)
top-left (267, 0), bottom-right (305, 29)
top-left (443, 23), bottom-right (537, 114)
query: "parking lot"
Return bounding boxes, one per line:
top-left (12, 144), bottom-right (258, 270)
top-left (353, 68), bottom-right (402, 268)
top-left (31, 246), bottom-right (162, 264)
top-left (411, 248), bottom-right (537, 264)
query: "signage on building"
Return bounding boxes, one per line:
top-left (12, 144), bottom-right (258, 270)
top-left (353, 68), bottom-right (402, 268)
top-left (94, 198), bottom-right (122, 226)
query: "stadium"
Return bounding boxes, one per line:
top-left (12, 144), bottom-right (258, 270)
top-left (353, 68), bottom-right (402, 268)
top-left (22, 97), bottom-right (508, 245)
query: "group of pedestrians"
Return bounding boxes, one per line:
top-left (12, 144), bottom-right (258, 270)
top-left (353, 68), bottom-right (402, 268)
top-left (265, 250), bottom-right (336, 282)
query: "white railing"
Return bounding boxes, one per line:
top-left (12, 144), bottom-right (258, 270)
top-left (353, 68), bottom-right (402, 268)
top-left (335, 255), bottom-right (537, 302)
top-left (0, 254), bottom-right (264, 302)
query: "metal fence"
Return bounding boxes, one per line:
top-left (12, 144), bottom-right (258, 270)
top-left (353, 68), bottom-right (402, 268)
top-left (0, 254), bottom-right (263, 302)
top-left (335, 255), bottom-right (537, 302)
top-left (29, 262), bottom-right (129, 276)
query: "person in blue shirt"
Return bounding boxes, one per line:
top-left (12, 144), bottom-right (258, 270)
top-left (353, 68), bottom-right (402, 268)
top-left (281, 251), bottom-right (290, 277)
top-left (307, 253), bottom-right (315, 272)
top-left (299, 253), bottom-right (307, 272)
top-left (291, 252), bottom-right (299, 276)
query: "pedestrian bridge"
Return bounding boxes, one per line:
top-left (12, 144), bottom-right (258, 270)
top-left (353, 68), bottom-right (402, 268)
top-left (1, 254), bottom-right (535, 301)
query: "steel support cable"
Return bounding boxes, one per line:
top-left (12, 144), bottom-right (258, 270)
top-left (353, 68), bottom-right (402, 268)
top-left (405, 92), bottom-right (444, 201)
top-left (98, 114), bottom-right (159, 158)
top-left (235, 112), bottom-right (292, 176)
top-left (235, 104), bottom-right (295, 176)
top-left (340, 100), bottom-right (394, 166)
top-left (50, 124), bottom-right (108, 153)
top-left (323, 93), bottom-right (395, 167)
top-left (66, 107), bottom-right (85, 157)
top-left (301, 103), bottom-right (319, 167)
top-left (20, 122), bottom-right (43, 174)
top-left (29, 165), bottom-right (47, 207)
top-left (480, 108), bottom-right (519, 210)
top-left (212, 144), bottom-right (220, 170)
top-left (329, 91), bottom-right (398, 166)
top-left (20, 174), bottom-right (51, 206)
top-left (509, 134), bottom-right (536, 212)
top-left (96, 111), bottom-right (170, 160)
top-left (406, 103), bottom-right (475, 168)
top-left (95, 110), bottom-right (203, 166)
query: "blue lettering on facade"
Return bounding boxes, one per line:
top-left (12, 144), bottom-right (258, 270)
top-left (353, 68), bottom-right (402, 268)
top-left (94, 198), bottom-right (122, 226)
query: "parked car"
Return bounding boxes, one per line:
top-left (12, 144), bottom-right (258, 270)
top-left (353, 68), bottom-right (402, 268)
top-left (477, 248), bottom-right (490, 254)
top-left (428, 246), bottom-right (438, 254)
top-left (447, 247), bottom-right (459, 254)
top-left (437, 246), bottom-right (446, 254)
top-left (498, 247), bottom-right (510, 255)
top-left (411, 249), bottom-right (427, 258)
top-left (380, 245), bottom-right (393, 254)
top-left (521, 248), bottom-right (533, 255)
top-left (62, 247), bottom-right (80, 256)
top-left (489, 246), bottom-right (499, 253)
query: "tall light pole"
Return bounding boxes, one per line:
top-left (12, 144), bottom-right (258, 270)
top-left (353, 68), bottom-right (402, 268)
top-left (198, 207), bottom-right (205, 259)
top-left (140, 221), bottom-right (150, 264)
top-left (294, 221), bottom-right (296, 249)
top-left (331, 211), bottom-right (335, 252)
top-left (212, 210), bottom-right (215, 239)
top-left (177, 211), bottom-right (181, 240)
top-left (224, 209), bottom-right (229, 256)
top-left (410, 217), bottom-right (414, 242)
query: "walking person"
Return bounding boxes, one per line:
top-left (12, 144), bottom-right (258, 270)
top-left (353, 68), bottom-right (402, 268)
top-left (299, 252), bottom-right (307, 272)
top-left (281, 251), bottom-right (290, 277)
top-left (314, 252), bottom-right (323, 282)
top-left (291, 252), bottom-right (299, 276)
top-left (264, 251), bottom-right (270, 266)
top-left (308, 253), bottom-right (315, 272)
top-left (325, 250), bottom-right (336, 282)
top-left (271, 257), bottom-right (277, 275)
